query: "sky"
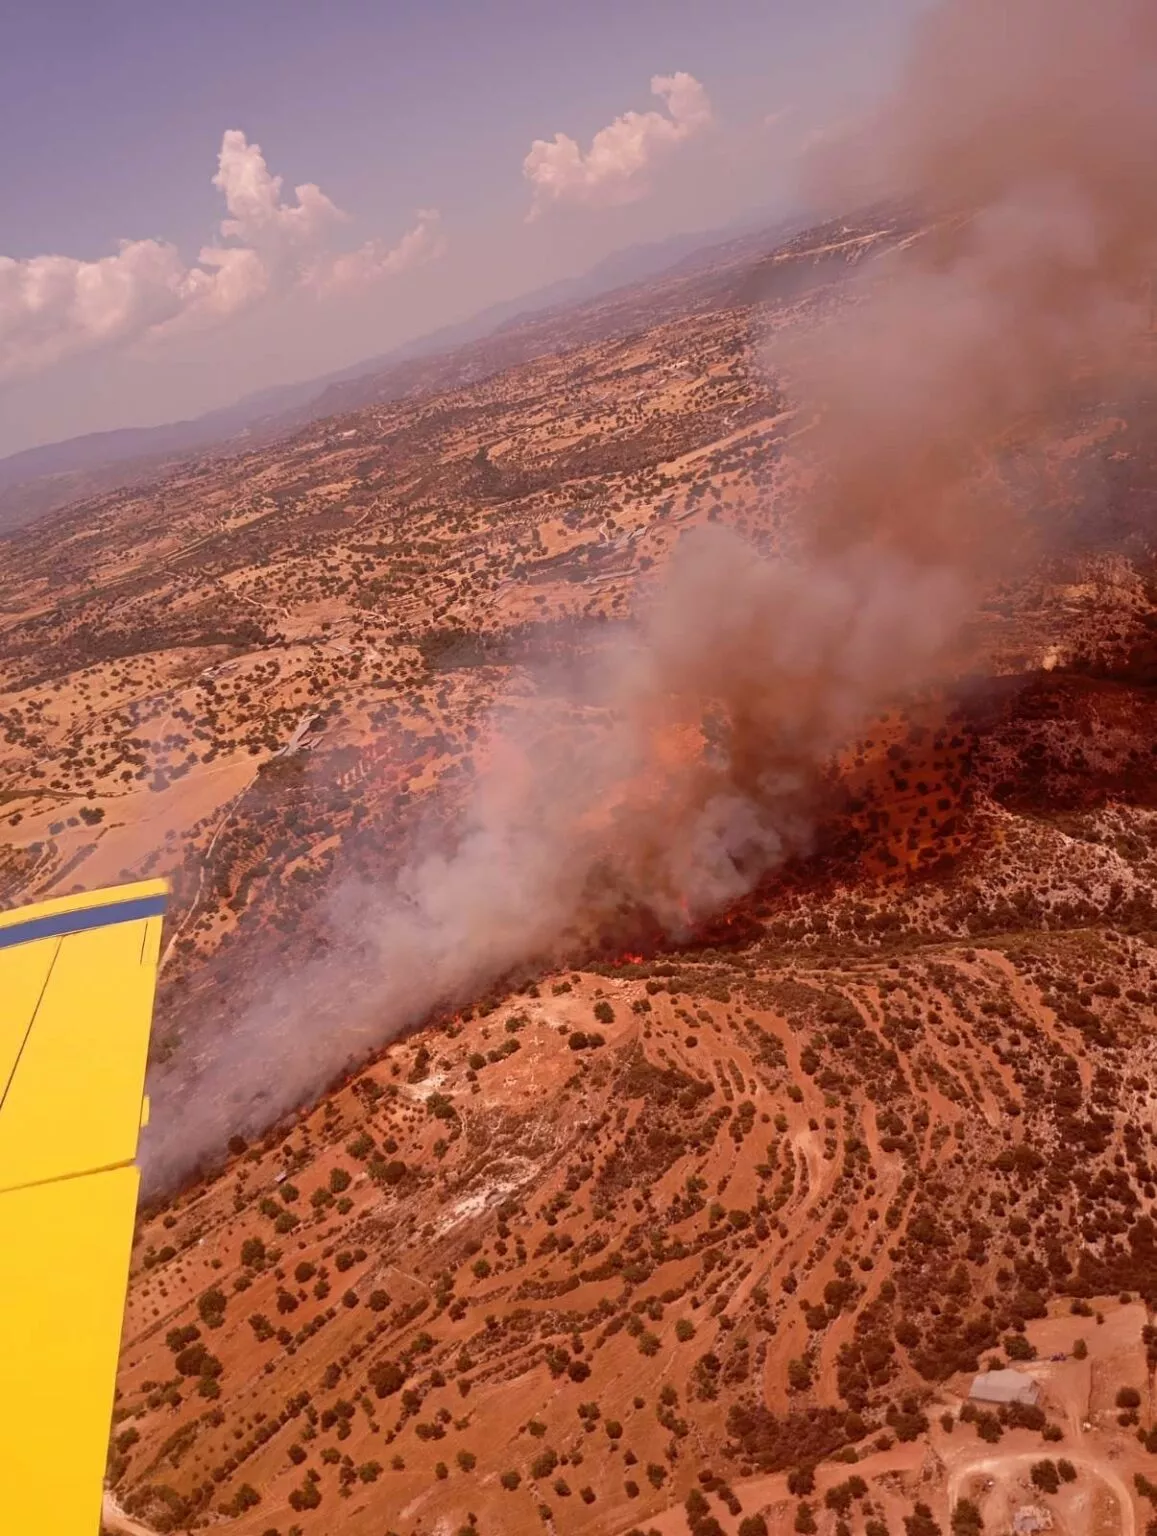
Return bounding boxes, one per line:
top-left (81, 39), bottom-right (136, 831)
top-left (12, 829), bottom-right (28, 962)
top-left (0, 0), bottom-right (928, 458)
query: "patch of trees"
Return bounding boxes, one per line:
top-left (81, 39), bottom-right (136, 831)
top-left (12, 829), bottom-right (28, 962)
top-left (725, 1403), bottom-right (857, 1472)
top-left (836, 1300), bottom-right (900, 1409)
top-left (568, 1030), bottom-right (606, 1052)
top-left (1072, 1214), bottom-right (1157, 1302)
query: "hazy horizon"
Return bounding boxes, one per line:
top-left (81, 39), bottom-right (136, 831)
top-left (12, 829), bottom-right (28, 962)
top-left (0, 202), bottom-right (784, 466)
top-left (0, 0), bottom-right (928, 459)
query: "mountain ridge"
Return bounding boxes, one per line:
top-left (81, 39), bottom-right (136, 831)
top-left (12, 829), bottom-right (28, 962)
top-left (0, 209), bottom-right (798, 537)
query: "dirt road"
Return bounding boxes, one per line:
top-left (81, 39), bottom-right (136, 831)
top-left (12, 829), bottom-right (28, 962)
top-left (946, 1448), bottom-right (1135, 1536)
top-left (615, 1437), bottom-right (1138, 1536)
top-left (101, 1490), bottom-right (158, 1536)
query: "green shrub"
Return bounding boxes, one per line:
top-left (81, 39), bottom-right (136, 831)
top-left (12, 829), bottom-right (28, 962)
top-left (1004, 1333), bottom-right (1035, 1361)
top-left (197, 1287), bottom-right (227, 1328)
top-left (903, 1503), bottom-right (941, 1536)
top-left (951, 1498), bottom-right (982, 1536)
top-left (1030, 1461), bottom-right (1059, 1495)
top-left (530, 1448), bottom-right (558, 1479)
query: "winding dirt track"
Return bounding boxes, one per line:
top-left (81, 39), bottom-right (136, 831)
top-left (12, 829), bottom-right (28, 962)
top-left (614, 1438), bottom-right (1138, 1536)
top-left (101, 1491), bottom-right (158, 1536)
top-left (945, 1448), bottom-right (1135, 1536)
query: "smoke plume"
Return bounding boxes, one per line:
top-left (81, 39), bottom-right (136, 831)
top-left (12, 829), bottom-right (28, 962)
top-left (144, 0), bottom-right (1157, 1189)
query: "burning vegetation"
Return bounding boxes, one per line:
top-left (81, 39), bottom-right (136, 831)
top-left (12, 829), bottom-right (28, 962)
top-left (1, 2), bottom-right (1156, 1533)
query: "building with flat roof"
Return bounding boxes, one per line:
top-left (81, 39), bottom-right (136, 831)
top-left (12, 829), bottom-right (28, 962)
top-left (968, 1369), bottom-right (1040, 1407)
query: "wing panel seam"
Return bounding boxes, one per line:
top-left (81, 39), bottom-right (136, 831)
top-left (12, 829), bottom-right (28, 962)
top-left (0, 937), bottom-right (61, 1112)
top-left (0, 1154), bottom-right (138, 1197)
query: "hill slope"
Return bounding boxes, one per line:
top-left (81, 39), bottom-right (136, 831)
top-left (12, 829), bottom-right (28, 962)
top-left (0, 208), bottom-right (1155, 1536)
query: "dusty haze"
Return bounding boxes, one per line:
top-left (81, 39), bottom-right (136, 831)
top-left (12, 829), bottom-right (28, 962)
top-left (144, 0), bottom-right (1157, 1189)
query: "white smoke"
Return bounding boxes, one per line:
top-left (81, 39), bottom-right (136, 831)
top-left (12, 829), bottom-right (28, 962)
top-left (144, 0), bottom-right (1157, 1189)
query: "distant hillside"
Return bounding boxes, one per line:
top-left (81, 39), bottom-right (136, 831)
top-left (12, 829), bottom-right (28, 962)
top-left (0, 211), bottom-right (798, 538)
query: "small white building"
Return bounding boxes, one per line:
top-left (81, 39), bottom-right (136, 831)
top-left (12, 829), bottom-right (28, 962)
top-left (968, 1369), bottom-right (1040, 1407)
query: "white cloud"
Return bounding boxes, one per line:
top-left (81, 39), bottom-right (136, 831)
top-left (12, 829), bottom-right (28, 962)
top-left (0, 132), bottom-right (445, 384)
top-left (149, 243), bottom-right (271, 344)
top-left (1, 240), bottom-right (189, 380)
top-left (213, 129), bottom-right (346, 251)
top-left (523, 71), bottom-right (713, 216)
top-left (306, 208), bottom-right (447, 296)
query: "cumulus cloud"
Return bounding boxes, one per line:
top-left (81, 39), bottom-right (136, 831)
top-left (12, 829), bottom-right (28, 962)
top-left (305, 208), bottom-right (447, 297)
top-left (1, 240), bottom-right (194, 380)
top-left (523, 71), bottom-right (713, 216)
top-left (165, 244), bottom-right (271, 333)
top-left (212, 129), bottom-right (346, 251)
top-left (0, 132), bottom-right (445, 382)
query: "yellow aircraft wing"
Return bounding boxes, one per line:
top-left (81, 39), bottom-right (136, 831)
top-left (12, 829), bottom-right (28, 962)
top-left (0, 878), bottom-right (167, 1536)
